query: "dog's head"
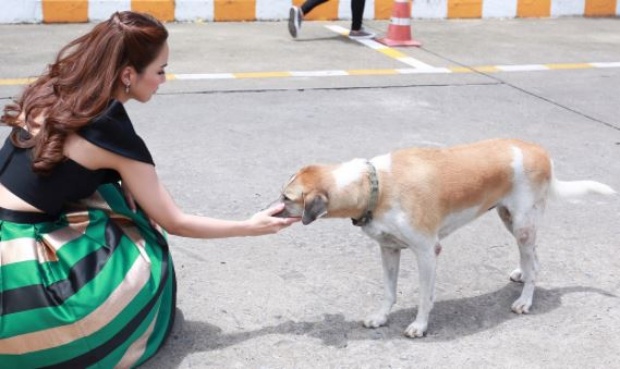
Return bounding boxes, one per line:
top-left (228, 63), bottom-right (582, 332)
top-left (273, 160), bottom-right (373, 225)
top-left (272, 165), bottom-right (331, 225)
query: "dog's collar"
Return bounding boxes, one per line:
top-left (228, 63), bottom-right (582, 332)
top-left (352, 160), bottom-right (379, 227)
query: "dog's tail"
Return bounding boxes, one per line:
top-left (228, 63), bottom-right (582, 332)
top-left (550, 179), bottom-right (616, 200)
top-left (550, 178), bottom-right (616, 199)
top-left (547, 161), bottom-right (616, 200)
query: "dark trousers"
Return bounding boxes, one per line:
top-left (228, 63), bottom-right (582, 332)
top-left (301, 0), bottom-right (366, 31)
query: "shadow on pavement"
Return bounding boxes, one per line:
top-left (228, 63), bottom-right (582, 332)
top-left (146, 283), bottom-right (615, 367)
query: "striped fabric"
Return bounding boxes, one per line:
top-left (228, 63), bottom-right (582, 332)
top-left (0, 183), bottom-right (176, 368)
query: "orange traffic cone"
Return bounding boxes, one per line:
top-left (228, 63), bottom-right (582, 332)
top-left (377, 0), bottom-right (421, 47)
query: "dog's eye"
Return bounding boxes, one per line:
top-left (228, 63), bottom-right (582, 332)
top-left (282, 195), bottom-right (290, 202)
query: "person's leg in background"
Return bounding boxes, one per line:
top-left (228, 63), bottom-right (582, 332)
top-left (301, 0), bottom-right (330, 16)
top-left (350, 0), bottom-right (364, 31)
top-left (349, 0), bottom-right (375, 38)
top-left (288, 0), bottom-right (330, 38)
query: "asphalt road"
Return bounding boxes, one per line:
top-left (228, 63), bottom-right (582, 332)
top-left (1, 17), bottom-right (619, 369)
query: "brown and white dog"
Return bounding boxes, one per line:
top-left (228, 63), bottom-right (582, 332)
top-left (274, 138), bottom-right (615, 338)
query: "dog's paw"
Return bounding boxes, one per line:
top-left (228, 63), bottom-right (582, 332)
top-left (510, 268), bottom-right (524, 283)
top-left (511, 296), bottom-right (532, 314)
top-left (363, 313), bottom-right (388, 328)
top-left (404, 321), bottom-right (427, 338)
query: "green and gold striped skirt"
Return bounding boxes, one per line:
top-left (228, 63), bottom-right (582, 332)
top-left (0, 183), bottom-right (176, 368)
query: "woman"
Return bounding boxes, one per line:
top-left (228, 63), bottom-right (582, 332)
top-left (0, 11), bottom-right (298, 368)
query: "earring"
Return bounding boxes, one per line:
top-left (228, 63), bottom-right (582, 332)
top-left (125, 83), bottom-right (130, 94)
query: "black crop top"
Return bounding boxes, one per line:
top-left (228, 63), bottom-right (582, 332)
top-left (0, 100), bottom-right (154, 215)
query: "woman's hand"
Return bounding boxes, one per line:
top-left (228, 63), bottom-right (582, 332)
top-left (245, 203), bottom-right (300, 236)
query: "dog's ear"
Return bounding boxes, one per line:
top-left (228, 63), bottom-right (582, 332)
top-left (302, 193), bottom-right (328, 225)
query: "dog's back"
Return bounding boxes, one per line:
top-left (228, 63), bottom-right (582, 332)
top-left (379, 139), bottom-right (554, 235)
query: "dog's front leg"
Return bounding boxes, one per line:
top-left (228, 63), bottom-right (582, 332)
top-left (405, 243), bottom-right (438, 338)
top-left (363, 245), bottom-right (401, 328)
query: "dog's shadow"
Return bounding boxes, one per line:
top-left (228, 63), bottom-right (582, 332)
top-left (144, 283), bottom-right (614, 368)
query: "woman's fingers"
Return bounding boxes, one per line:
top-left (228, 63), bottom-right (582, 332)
top-left (263, 202), bottom-right (285, 216)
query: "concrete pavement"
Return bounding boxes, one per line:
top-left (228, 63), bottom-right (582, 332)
top-left (1, 17), bottom-right (619, 369)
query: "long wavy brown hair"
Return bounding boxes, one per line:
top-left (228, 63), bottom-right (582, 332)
top-left (0, 11), bottom-right (168, 174)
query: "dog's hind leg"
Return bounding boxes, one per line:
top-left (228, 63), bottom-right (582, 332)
top-left (497, 205), bottom-right (513, 234)
top-left (363, 245), bottom-right (401, 329)
top-left (509, 204), bottom-right (544, 314)
top-left (498, 205), bottom-right (531, 283)
top-left (404, 241), bottom-right (438, 338)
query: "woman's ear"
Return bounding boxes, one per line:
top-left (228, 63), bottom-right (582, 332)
top-left (120, 65), bottom-right (137, 86)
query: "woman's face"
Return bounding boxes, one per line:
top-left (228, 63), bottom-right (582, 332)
top-left (127, 42), bottom-right (169, 103)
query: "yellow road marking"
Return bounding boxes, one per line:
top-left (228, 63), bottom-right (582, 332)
top-left (546, 63), bottom-right (591, 70)
top-left (0, 78), bottom-right (35, 86)
top-left (0, 62), bottom-right (613, 86)
top-left (377, 48), bottom-right (409, 59)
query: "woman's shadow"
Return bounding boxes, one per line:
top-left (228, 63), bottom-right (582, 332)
top-left (142, 283), bottom-right (615, 368)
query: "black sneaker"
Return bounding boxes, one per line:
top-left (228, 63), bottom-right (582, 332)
top-left (288, 7), bottom-right (303, 38)
top-left (349, 28), bottom-right (376, 39)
